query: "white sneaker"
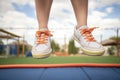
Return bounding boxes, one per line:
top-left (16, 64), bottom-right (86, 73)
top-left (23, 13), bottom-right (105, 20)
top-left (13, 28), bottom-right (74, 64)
top-left (73, 25), bottom-right (105, 55)
top-left (32, 29), bottom-right (52, 58)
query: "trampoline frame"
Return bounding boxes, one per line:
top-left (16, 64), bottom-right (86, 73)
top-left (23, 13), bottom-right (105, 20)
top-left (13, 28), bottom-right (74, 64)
top-left (0, 63), bottom-right (120, 68)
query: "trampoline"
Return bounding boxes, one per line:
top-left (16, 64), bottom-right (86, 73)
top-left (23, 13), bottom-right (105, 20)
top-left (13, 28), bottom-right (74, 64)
top-left (0, 64), bottom-right (120, 80)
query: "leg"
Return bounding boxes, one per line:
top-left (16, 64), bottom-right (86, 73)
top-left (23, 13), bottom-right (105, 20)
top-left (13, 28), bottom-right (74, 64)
top-left (72, 0), bottom-right (105, 56)
top-left (35, 0), bottom-right (53, 29)
top-left (71, 0), bottom-right (88, 28)
top-left (32, 0), bottom-right (53, 58)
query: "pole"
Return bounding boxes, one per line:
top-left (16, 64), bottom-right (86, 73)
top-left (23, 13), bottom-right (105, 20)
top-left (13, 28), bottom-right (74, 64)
top-left (6, 38), bottom-right (9, 57)
top-left (116, 28), bottom-right (119, 56)
top-left (100, 34), bottom-right (103, 44)
top-left (22, 35), bottom-right (25, 57)
top-left (17, 38), bottom-right (20, 57)
top-left (64, 34), bottom-right (67, 56)
top-left (103, 27), bottom-right (120, 56)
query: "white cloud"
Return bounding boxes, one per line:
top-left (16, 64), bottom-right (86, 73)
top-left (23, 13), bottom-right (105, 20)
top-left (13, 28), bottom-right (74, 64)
top-left (98, 0), bottom-right (120, 6)
top-left (88, 0), bottom-right (98, 10)
top-left (0, 0), bottom-right (14, 16)
top-left (0, 0), bottom-right (37, 45)
top-left (88, 0), bottom-right (120, 10)
top-left (0, 0), bottom-right (35, 15)
top-left (0, 10), bottom-right (37, 29)
top-left (106, 7), bottom-right (113, 13)
top-left (0, 0), bottom-right (120, 45)
top-left (11, 0), bottom-right (34, 6)
top-left (8, 0), bottom-right (34, 7)
top-left (88, 10), bottom-right (120, 29)
top-left (88, 10), bottom-right (120, 40)
top-left (0, 10), bottom-right (37, 45)
top-left (92, 11), bottom-right (107, 17)
top-left (100, 18), bottom-right (120, 28)
top-left (51, 0), bottom-right (75, 24)
top-left (88, 11), bottom-right (107, 27)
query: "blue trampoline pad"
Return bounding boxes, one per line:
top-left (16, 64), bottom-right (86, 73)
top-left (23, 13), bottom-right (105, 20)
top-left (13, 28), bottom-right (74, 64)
top-left (0, 67), bottom-right (120, 80)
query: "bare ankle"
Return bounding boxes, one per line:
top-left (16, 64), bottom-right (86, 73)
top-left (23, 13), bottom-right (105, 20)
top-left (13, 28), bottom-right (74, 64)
top-left (39, 26), bottom-right (48, 30)
top-left (76, 25), bottom-right (87, 29)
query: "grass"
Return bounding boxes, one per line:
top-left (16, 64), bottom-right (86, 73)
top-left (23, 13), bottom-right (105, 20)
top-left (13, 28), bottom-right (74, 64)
top-left (0, 56), bottom-right (120, 65)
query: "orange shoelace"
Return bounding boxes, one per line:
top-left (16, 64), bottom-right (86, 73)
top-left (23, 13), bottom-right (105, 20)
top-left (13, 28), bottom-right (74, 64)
top-left (79, 27), bottom-right (96, 42)
top-left (36, 30), bottom-right (53, 44)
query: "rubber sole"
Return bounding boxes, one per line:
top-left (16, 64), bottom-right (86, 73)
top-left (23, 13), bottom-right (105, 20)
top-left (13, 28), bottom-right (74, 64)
top-left (73, 36), bottom-right (105, 56)
top-left (32, 49), bottom-right (52, 59)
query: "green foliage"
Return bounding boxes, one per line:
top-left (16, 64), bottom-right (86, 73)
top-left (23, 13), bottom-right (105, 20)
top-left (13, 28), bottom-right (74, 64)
top-left (19, 45), bottom-right (29, 54)
top-left (60, 49), bottom-right (64, 52)
top-left (110, 36), bottom-right (120, 41)
top-left (109, 36), bottom-right (120, 55)
top-left (68, 39), bottom-right (79, 54)
top-left (12, 40), bottom-right (29, 54)
top-left (0, 39), bottom-right (3, 44)
top-left (51, 39), bottom-right (60, 53)
top-left (108, 46), bottom-right (115, 55)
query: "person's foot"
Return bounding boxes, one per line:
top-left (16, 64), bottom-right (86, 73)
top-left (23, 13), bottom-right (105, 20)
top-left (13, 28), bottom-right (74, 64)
top-left (32, 28), bottom-right (52, 58)
top-left (73, 25), bottom-right (105, 55)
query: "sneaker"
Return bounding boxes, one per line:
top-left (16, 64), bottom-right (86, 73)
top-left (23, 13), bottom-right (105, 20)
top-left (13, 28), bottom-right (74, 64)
top-left (73, 25), bottom-right (105, 55)
top-left (32, 29), bottom-right (52, 58)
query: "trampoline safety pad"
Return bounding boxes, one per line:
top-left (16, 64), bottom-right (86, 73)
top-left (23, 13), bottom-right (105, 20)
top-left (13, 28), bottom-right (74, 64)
top-left (0, 64), bottom-right (120, 80)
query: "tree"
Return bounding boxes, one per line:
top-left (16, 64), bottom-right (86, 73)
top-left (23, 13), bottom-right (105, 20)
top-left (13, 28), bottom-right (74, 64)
top-left (108, 46), bottom-right (115, 55)
top-left (109, 36), bottom-right (120, 56)
top-left (0, 39), bottom-right (3, 44)
top-left (68, 39), bottom-right (79, 54)
top-left (51, 39), bottom-right (60, 53)
top-left (110, 36), bottom-right (120, 41)
top-left (19, 40), bottom-right (29, 54)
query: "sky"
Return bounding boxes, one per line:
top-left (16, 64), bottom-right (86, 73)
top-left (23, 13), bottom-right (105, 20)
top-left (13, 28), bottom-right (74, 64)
top-left (0, 0), bottom-right (120, 46)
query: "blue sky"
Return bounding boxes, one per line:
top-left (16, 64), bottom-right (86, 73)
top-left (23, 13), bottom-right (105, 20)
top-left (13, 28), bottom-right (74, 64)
top-left (95, 4), bottom-right (120, 18)
top-left (12, 3), bottom-right (36, 18)
top-left (0, 0), bottom-right (120, 46)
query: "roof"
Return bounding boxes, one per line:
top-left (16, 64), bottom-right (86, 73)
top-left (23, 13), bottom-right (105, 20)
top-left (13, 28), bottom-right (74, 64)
top-left (101, 39), bottom-right (120, 46)
top-left (0, 28), bottom-right (20, 39)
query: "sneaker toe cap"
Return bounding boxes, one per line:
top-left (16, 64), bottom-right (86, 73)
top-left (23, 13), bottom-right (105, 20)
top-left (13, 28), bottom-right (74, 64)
top-left (32, 44), bottom-right (51, 53)
top-left (83, 42), bottom-right (105, 52)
